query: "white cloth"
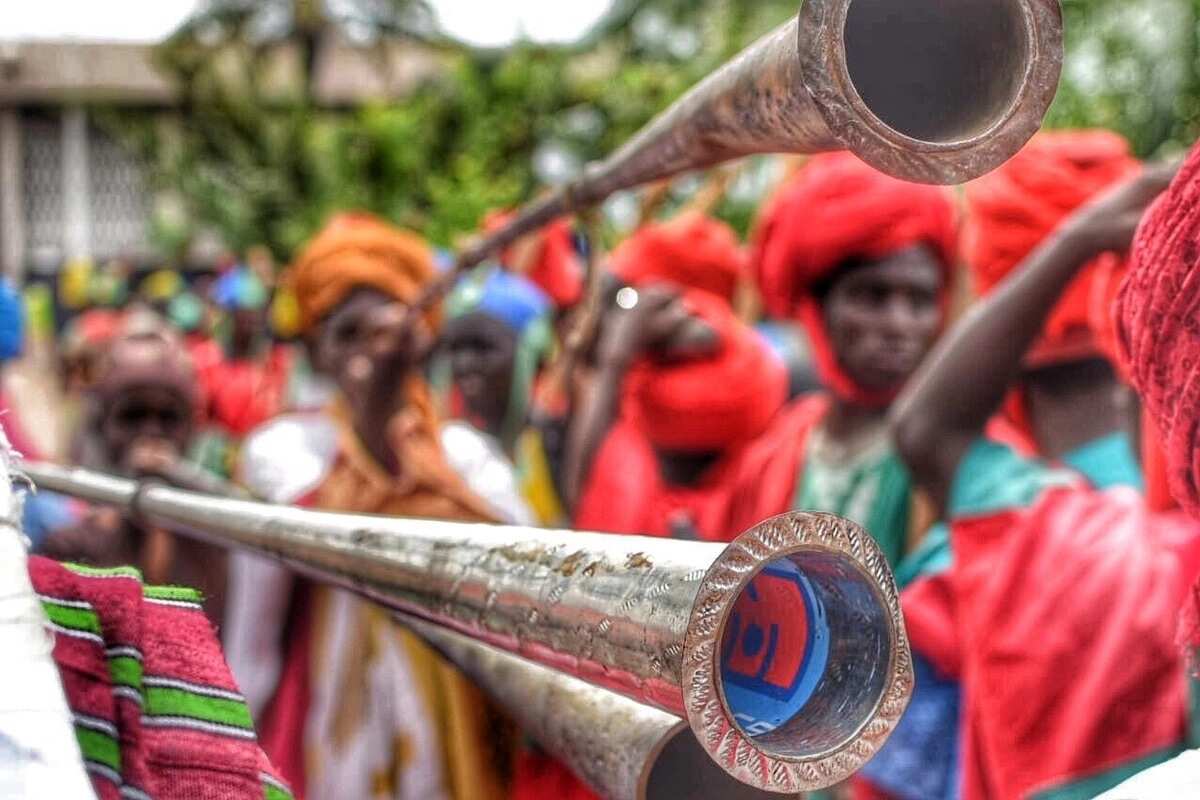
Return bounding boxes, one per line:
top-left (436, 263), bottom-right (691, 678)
top-left (223, 411), bottom-right (533, 738)
top-left (0, 433), bottom-right (95, 799)
top-left (1092, 749), bottom-right (1200, 799)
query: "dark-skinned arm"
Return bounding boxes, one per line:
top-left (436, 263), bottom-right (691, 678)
top-left (563, 286), bottom-right (679, 511)
top-left (890, 162), bottom-right (1178, 511)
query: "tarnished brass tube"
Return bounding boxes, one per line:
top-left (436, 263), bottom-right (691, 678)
top-left (26, 461), bottom-right (912, 793)
top-left (452, 0), bottom-right (1063, 277)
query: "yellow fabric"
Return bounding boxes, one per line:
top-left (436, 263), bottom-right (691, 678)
top-left (516, 427), bottom-right (566, 526)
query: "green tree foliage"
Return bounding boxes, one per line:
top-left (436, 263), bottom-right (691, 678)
top-left (108, 0), bottom-right (1200, 264)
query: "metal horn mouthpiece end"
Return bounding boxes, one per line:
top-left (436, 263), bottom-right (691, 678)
top-left (24, 463), bottom-right (912, 794)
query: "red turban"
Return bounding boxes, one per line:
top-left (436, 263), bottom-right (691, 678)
top-left (610, 212), bottom-right (746, 303)
top-left (484, 212), bottom-right (584, 310)
top-left (1117, 141), bottom-right (1200, 518)
top-left (750, 152), bottom-right (957, 405)
top-left (628, 290), bottom-right (787, 452)
top-left (966, 130), bottom-right (1140, 366)
top-left (1116, 141), bottom-right (1200, 654)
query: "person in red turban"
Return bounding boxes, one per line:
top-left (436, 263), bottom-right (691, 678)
top-left (722, 153), bottom-right (957, 567)
top-left (570, 286), bottom-right (787, 539)
top-left (884, 148), bottom-right (1200, 800)
top-left (963, 131), bottom-right (1145, 486)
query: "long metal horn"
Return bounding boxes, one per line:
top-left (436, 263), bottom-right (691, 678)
top-left (441, 0), bottom-right (1063, 288)
top-left (402, 615), bottom-right (779, 800)
top-left (25, 462), bottom-right (912, 794)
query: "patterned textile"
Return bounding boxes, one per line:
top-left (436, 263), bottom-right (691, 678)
top-left (28, 557), bottom-right (291, 800)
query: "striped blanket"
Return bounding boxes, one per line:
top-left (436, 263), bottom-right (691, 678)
top-left (28, 556), bottom-right (292, 800)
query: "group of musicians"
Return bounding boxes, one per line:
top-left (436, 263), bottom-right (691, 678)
top-left (10, 126), bottom-right (1200, 800)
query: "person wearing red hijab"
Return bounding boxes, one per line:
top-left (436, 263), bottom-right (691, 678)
top-left (963, 131), bottom-right (1144, 488)
top-left (565, 213), bottom-right (786, 541)
top-left (722, 153), bottom-right (957, 567)
top-left (886, 147), bottom-right (1200, 800)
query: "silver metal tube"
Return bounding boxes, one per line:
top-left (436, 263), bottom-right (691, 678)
top-left (402, 616), bottom-right (782, 800)
top-left (27, 461), bottom-right (912, 793)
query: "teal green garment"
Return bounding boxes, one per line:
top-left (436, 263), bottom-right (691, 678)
top-left (1030, 745), bottom-right (1186, 800)
top-left (793, 444), bottom-right (912, 568)
top-left (895, 438), bottom-right (1075, 588)
top-left (949, 438), bottom-right (1076, 518)
top-left (1062, 430), bottom-right (1144, 492)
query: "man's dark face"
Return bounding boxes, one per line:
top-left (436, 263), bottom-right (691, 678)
top-left (312, 288), bottom-right (429, 413)
top-left (441, 312), bottom-right (517, 435)
top-left (821, 244), bottom-right (944, 392)
top-left (100, 385), bottom-right (193, 468)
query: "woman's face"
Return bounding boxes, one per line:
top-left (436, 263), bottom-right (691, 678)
top-left (822, 244), bottom-right (945, 392)
top-left (440, 312), bottom-right (518, 435)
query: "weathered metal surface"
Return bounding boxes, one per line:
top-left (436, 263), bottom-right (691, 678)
top-left (27, 461), bottom-right (911, 794)
top-left (427, 0), bottom-right (1063, 303)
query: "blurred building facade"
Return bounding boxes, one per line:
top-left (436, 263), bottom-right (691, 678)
top-left (0, 36), bottom-right (439, 285)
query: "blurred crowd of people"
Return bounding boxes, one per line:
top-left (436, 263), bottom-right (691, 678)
top-left (12, 129), bottom-right (1200, 800)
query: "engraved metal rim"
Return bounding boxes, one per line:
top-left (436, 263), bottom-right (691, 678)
top-left (798, 0), bottom-right (1064, 184)
top-left (680, 511), bottom-right (914, 794)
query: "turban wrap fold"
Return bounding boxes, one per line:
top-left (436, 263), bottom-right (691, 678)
top-left (288, 213), bottom-right (438, 333)
top-left (628, 289), bottom-right (787, 453)
top-left (751, 152), bottom-right (957, 406)
top-left (484, 212), bottom-right (584, 310)
top-left (1116, 139), bottom-right (1200, 653)
top-left (610, 212), bottom-right (746, 303)
top-left (966, 130), bottom-right (1140, 366)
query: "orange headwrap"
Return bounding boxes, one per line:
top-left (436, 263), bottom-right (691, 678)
top-left (288, 212), bottom-right (438, 333)
top-left (629, 290), bottom-right (787, 452)
top-left (751, 152), bottom-right (957, 406)
top-left (610, 212), bottom-right (746, 304)
top-left (965, 130), bottom-right (1140, 366)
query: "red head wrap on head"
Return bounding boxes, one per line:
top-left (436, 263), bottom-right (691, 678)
top-left (485, 212), bottom-right (584, 310)
top-left (966, 130), bottom-right (1140, 366)
top-left (628, 290), bottom-right (787, 453)
top-left (610, 212), bottom-right (746, 303)
top-left (1117, 141), bottom-right (1200, 518)
top-left (750, 152), bottom-right (957, 406)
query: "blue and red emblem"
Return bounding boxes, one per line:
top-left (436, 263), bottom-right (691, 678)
top-left (719, 559), bottom-right (829, 737)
